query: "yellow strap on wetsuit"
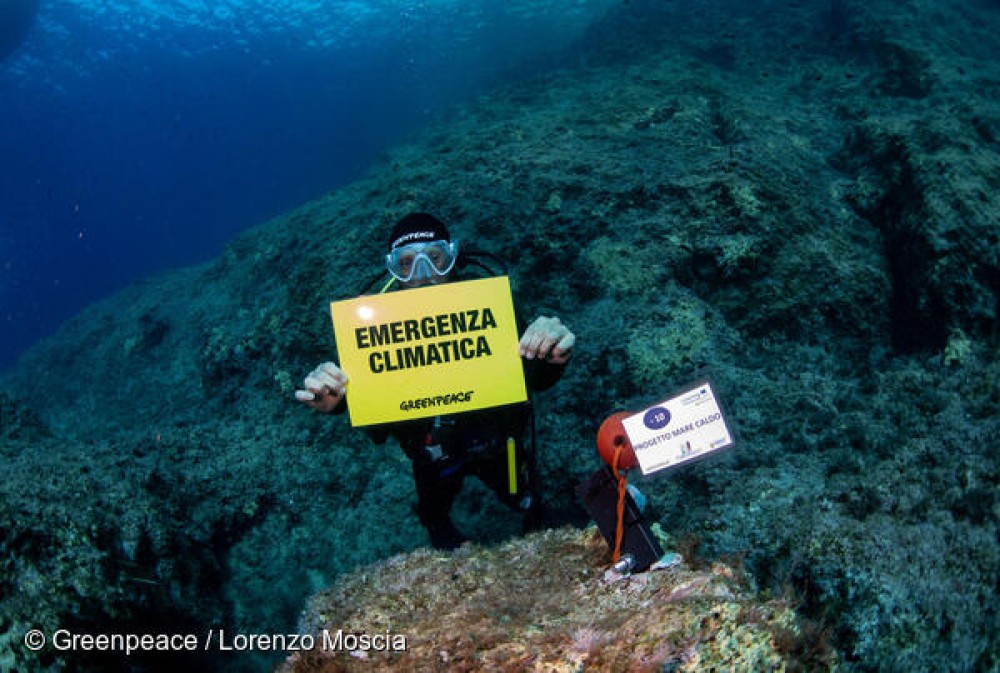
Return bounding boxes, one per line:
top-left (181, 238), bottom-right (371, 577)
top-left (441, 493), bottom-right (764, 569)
top-left (506, 436), bottom-right (517, 494)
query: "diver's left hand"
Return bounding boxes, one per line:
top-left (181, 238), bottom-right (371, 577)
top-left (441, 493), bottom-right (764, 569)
top-left (519, 316), bottom-right (575, 364)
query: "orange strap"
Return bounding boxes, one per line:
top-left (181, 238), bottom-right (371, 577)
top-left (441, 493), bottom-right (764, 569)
top-left (611, 444), bottom-right (629, 563)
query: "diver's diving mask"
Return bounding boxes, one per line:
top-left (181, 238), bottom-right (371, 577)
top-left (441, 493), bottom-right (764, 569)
top-left (386, 239), bottom-right (459, 284)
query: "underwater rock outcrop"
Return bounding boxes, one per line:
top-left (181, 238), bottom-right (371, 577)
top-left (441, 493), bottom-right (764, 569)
top-left (278, 527), bottom-right (836, 672)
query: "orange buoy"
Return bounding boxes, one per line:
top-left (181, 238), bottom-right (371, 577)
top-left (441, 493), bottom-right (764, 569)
top-left (596, 411), bottom-right (638, 471)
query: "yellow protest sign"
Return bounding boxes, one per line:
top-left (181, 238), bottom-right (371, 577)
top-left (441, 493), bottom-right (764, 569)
top-left (329, 276), bottom-right (528, 426)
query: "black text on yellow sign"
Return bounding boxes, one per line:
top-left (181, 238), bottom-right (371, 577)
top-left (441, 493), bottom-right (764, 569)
top-left (355, 308), bottom-right (497, 374)
top-left (330, 276), bottom-right (527, 426)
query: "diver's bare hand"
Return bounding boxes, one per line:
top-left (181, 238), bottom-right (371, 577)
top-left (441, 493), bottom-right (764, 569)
top-left (519, 316), bottom-right (575, 364)
top-left (295, 362), bottom-right (348, 413)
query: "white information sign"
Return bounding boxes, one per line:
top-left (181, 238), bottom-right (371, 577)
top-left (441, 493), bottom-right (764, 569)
top-left (622, 379), bottom-right (735, 475)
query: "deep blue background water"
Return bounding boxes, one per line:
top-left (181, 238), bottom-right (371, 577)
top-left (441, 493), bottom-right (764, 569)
top-left (0, 0), bottom-right (614, 371)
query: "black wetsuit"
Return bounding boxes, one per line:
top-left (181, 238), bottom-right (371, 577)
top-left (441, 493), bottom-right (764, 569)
top-left (365, 358), bottom-right (565, 548)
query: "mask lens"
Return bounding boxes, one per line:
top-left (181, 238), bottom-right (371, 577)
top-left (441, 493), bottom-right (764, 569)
top-left (424, 242), bottom-right (451, 269)
top-left (395, 249), bottom-right (417, 276)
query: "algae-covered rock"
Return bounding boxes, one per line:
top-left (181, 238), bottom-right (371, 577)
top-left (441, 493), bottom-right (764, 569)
top-left (279, 527), bottom-right (837, 672)
top-left (0, 390), bottom-right (49, 442)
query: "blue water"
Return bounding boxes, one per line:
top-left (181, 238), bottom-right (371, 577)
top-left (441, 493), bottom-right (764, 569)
top-left (0, 0), bottom-right (616, 371)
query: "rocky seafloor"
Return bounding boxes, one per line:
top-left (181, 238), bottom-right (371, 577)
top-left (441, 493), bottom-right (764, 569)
top-left (1, 0), bottom-right (998, 671)
top-left (277, 527), bottom-right (837, 672)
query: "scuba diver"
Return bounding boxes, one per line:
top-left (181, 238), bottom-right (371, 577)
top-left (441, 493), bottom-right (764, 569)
top-left (295, 213), bottom-right (576, 549)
